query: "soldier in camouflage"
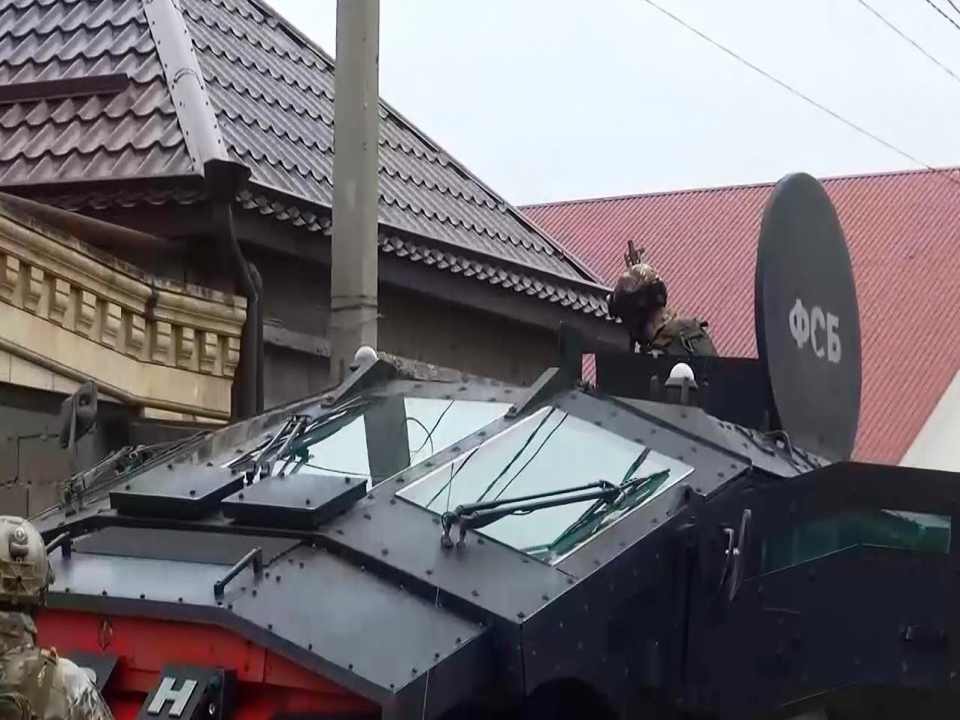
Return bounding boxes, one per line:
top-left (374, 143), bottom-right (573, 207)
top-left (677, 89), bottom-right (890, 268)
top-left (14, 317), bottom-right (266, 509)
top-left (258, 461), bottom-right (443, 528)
top-left (0, 516), bottom-right (114, 720)
top-left (607, 242), bottom-right (718, 358)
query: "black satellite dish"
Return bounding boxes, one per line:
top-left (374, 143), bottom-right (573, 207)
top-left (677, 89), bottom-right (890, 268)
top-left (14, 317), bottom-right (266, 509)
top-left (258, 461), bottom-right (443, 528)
top-left (754, 173), bottom-right (862, 461)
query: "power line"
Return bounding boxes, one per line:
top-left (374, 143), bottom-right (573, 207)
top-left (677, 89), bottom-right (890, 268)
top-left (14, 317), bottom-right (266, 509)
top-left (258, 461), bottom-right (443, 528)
top-left (948, 0), bottom-right (960, 18)
top-left (923, 0), bottom-right (960, 33)
top-left (640, 0), bottom-right (960, 185)
top-left (856, 0), bottom-right (960, 87)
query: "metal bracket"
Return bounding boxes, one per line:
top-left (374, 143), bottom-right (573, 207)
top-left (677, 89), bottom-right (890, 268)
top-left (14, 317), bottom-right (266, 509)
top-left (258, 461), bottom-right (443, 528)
top-left (45, 532), bottom-right (73, 559)
top-left (557, 322), bottom-right (584, 382)
top-left (213, 547), bottom-right (263, 598)
top-left (505, 367), bottom-right (572, 419)
top-left (320, 357), bottom-right (398, 408)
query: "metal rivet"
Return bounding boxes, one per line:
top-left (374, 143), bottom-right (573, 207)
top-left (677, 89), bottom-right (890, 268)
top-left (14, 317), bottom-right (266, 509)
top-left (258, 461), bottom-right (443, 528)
top-left (178, 597), bottom-right (184, 603)
top-left (125, 484), bottom-right (131, 490)
top-left (238, 493), bottom-right (245, 500)
top-left (471, 590), bottom-right (479, 597)
top-left (299, 562), bottom-right (304, 569)
top-left (306, 499), bottom-right (312, 505)
top-left (425, 569), bottom-right (433, 576)
top-left (567, 577), bottom-right (575, 585)
top-left (455, 637), bottom-right (462, 645)
top-left (139, 593), bottom-right (145, 600)
top-left (542, 594), bottom-right (549, 601)
top-left (434, 652), bottom-right (441, 660)
top-left (268, 623), bottom-right (273, 630)
top-left (476, 537), bottom-right (485, 545)
top-left (189, 490), bottom-right (196, 497)
top-left (348, 663), bottom-right (353, 670)
top-left (276, 575), bottom-right (281, 583)
top-left (227, 603), bottom-right (233, 611)
top-left (390, 498), bottom-right (397, 505)
top-left (411, 668), bottom-right (418, 675)
top-left (206, 461), bottom-right (213, 467)
top-left (381, 548), bottom-right (389, 556)
top-left (336, 529), bottom-right (344, 535)
top-left (167, 464), bottom-right (174, 470)
top-left (252, 590), bottom-right (258, 597)
top-left (308, 643), bottom-right (313, 650)
top-left (517, 612), bottom-right (525, 620)
top-left (363, 513), bottom-right (372, 520)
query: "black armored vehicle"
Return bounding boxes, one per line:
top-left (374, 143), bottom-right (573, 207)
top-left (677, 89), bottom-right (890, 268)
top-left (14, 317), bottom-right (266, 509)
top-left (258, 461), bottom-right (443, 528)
top-left (31, 174), bottom-right (960, 720)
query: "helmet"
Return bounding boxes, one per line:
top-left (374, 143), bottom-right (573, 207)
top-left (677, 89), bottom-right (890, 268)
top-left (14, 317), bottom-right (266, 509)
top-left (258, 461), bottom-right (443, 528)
top-left (0, 516), bottom-right (52, 609)
top-left (607, 262), bottom-right (668, 322)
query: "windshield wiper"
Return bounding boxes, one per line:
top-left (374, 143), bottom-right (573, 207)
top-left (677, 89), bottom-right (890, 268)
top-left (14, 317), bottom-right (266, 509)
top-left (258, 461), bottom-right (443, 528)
top-left (231, 398), bottom-right (370, 480)
top-left (543, 468), bottom-right (671, 558)
top-left (441, 480), bottom-right (623, 549)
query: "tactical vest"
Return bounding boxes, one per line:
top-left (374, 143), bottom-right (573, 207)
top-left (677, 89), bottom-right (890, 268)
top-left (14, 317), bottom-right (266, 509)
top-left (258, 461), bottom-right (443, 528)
top-left (0, 649), bottom-right (58, 720)
top-left (648, 318), bottom-right (718, 358)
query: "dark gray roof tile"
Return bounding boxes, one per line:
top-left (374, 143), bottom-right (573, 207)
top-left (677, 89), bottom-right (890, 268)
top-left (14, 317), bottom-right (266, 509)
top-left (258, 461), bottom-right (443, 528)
top-left (182, 0), bottom-right (592, 278)
top-left (0, 0), bottom-right (192, 185)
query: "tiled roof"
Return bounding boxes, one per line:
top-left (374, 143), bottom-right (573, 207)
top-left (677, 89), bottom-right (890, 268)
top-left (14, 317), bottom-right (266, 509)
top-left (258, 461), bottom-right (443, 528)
top-left (523, 168), bottom-right (960, 464)
top-left (0, 0), bottom-right (192, 183)
top-left (0, 0), bottom-right (607, 316)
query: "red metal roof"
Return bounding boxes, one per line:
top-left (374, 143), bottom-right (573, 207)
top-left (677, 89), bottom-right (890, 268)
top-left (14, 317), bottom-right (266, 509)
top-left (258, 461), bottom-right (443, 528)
top-left (523, 168), bottom-right (960, 464)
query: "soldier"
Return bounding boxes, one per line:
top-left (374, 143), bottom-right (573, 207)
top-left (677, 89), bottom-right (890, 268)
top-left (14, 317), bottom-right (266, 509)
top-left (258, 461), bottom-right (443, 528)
top-left (607, 242), bottom-right (718, 357)
top-left (0, 516), bottom-right (114, 720)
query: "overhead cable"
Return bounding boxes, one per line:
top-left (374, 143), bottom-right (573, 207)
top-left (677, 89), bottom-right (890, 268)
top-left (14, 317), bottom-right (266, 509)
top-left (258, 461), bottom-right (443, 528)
top-left (640, 0), bottom-right (960, 186)
top-left (922, 0), bottom-right (960, 33)
top-left (856, 0), bottom-right (960, 87)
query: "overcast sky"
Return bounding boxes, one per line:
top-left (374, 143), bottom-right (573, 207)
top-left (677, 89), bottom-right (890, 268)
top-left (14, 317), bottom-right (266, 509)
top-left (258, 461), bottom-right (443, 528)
top-left (269, 0), bottom-right (960, 206)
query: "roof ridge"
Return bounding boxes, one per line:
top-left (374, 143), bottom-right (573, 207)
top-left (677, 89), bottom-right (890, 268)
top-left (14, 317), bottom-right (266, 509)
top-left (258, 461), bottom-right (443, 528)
top-left (141, 0), bottom-right (227, 173)
top-left (244, 0), bottom-right (601, 285)
top-left (522, 166), bottom-right (960, 211)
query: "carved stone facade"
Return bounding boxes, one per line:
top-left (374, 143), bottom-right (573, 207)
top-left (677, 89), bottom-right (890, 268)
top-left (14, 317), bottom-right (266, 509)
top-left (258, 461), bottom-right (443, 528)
top-left (0, 201), bottom-right (246, 423)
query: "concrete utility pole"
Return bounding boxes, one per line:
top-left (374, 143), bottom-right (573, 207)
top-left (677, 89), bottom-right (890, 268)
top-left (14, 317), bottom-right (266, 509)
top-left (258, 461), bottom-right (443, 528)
top-left (330, 0), bottom-right (381, 384)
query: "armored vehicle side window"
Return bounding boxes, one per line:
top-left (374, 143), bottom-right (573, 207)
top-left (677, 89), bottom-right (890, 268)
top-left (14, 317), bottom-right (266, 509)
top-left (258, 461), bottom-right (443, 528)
top-left (762, 509), bottom-right (951, 573)
top-left (283, 397), bottom-right (511, 481)
top-left (399, 406), bottom-right (694, 563)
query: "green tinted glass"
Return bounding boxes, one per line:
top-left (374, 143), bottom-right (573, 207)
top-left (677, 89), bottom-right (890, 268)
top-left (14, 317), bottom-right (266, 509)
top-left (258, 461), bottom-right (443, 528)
top-left (762, 509), bottom-right (951, 573)
top-left (399, 406), bottom-right (694, 563)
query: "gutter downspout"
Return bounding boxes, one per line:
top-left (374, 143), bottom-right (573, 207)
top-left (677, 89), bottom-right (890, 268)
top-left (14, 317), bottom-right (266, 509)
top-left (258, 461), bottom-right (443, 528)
top-left (204, 159), bottom-right (263, 419)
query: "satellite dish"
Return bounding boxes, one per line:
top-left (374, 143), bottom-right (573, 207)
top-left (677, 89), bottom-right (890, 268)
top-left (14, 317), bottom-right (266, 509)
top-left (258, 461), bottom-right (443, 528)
top-left (754, 173), bottom-right (861, 461)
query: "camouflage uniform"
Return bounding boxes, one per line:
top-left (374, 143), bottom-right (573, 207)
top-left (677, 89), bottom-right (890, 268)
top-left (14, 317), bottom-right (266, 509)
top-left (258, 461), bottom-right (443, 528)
top-left (644, 307), bottom-right (718, 358)
top-left (0, 517), bottom-right (113, 720)
top-left (607, 250), bottom-right (717, 358)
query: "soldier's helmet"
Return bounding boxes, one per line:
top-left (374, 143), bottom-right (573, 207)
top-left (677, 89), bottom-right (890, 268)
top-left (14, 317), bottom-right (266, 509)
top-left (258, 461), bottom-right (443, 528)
top-left (0, 516), bottom-right (53, 609)
top-left (607, 262), bottom-right (668, 323)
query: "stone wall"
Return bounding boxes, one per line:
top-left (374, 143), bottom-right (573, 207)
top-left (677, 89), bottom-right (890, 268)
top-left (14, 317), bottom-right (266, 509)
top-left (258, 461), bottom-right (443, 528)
top-left (0, 204), bottom-right (247, 422)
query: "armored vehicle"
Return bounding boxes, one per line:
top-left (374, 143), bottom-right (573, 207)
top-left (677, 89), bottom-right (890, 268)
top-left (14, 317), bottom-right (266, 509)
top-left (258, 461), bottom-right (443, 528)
top-left (29, 174), bottom-right (960, 720)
